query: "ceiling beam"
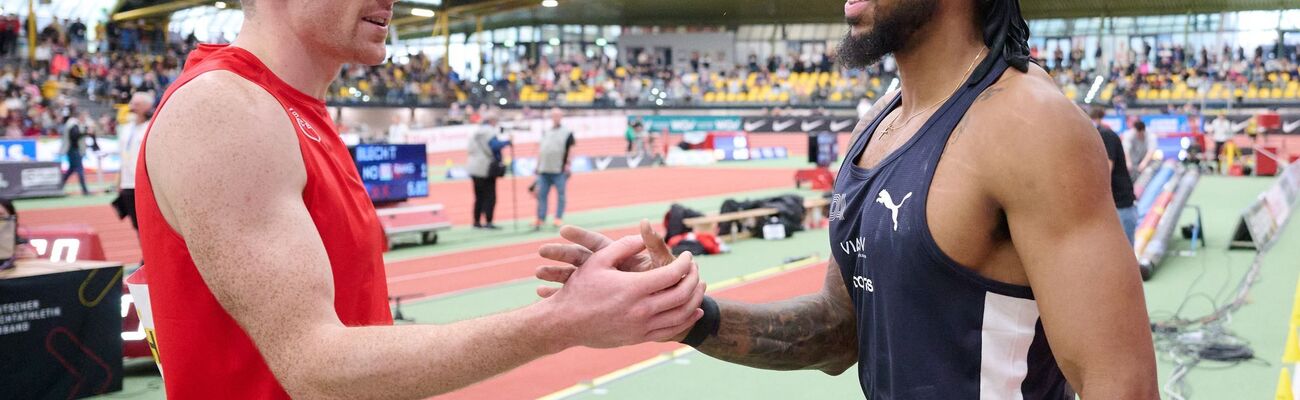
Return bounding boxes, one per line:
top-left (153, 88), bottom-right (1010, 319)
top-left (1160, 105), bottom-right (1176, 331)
top-left (112, 0), bottom-right (217, 22)
top-left (396, 0), bottom-right (537, 37)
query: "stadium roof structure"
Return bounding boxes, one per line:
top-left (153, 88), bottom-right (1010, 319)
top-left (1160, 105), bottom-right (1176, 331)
top-left (114, 0), bottom-right (1298, 34)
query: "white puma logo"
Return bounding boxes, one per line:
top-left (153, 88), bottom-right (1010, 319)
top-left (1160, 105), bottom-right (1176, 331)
top-left (875, 189), bottom-right (912, 231)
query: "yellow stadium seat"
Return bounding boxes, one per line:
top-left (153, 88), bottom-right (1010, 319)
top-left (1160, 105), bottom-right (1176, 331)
top-left (704, 92), bottom-right (716, 102)
top-left (830, 92), bottom-right (843, 102)
top-left (1159, 89), bottom-right (1171, 100)
top-left (1245, 88), bottom-right (1258, 99)
top-left (778, 92), bottom-right (790, 102)
top-left (1271, 88), bottom-right (1283, 99)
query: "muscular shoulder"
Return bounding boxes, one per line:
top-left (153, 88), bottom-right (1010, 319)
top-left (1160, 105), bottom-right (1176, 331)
top-left (146, 71), bottom-right (306, 221)
top-left (150, 71), bottom-right (294, 148)
top-left (959, 65), bottom-right (1109, 202)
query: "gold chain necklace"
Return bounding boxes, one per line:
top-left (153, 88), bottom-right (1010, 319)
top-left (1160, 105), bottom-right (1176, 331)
top-left (879, 47), bottom-right (986, 139)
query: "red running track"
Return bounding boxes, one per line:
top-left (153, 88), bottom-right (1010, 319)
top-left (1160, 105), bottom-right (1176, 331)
top-left (18, 166), bottom-right (801, 263)
top-left (433, 261), bottom-right (830, 400)
top-left (384, 224), bottom-right (644, 300)
top-left (425, 133), bottom-right (854, 166)
top-left (408, 166), bottom-right (800, 226)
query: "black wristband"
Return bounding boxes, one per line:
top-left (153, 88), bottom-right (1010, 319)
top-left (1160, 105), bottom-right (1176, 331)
top-left (680, 296), bottom-right (720, 347)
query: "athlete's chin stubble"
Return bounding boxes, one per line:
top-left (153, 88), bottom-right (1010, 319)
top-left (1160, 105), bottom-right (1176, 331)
top-left (835, 0), bottom-right (938, 69)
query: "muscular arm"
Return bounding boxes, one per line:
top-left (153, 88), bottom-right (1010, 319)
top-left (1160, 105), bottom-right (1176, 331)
top-left (148, 73), bottom-right (701, 399)
top-left (653, 91), bottom-right (908, 374)
top-left (695, 260), bottom-right (858, 375)
top-left (978, 76), bottom-right (1157, 398)
top-left (145, 72), bottom-right (568, 399)
top-left (537, 225), bottom-right (858, 376)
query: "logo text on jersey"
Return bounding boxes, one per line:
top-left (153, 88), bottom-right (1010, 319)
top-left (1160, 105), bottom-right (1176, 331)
top-left (288, 108), bottom-right (322, 142)
top-left (852, 275), bottom-right (874, 292)
top-left (829, 193), bottom-right (847, 222)
top-left (839, 236), bottom-right (866, 255)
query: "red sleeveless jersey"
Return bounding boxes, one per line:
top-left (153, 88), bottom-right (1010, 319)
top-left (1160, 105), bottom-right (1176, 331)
top-left (134, 44), bottom-right (393, 398)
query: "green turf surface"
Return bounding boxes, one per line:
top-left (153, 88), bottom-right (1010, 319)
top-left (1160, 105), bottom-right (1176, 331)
top-left (383, 186), bottom-right (824, 262)
top-left (14, 184), bottom-right (118, 211)
top-left (552, 176), bottom-right (1300, 399)
top-left (696, 157), bottom-right (844, 170)
top-left (94, 175), bottom-right (1300, 400)
top-left (566, 352), bottom-right (862, 400)
top-left (401, 226), bottom-right (832, 324)
top-left (1143, 176), bottom-right (1300, 399)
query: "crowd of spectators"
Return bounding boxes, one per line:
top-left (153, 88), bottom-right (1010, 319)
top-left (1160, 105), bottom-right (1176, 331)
top-left (1032, 41), bottom-right (1300, 107)
top-left (329, 40), bottom-right (1300, 109)
top-left (6, 16), bottom-right (1300, 120)
top-left (0, 17), bottom-right (187, 140)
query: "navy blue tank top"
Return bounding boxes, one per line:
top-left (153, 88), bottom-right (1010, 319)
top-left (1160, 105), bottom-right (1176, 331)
top-left (829, 56), bottom-right (1069, 399)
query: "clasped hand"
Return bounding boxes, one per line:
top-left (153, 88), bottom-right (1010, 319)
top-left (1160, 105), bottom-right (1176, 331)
top-left (535, 221), bottom-right (704, 347)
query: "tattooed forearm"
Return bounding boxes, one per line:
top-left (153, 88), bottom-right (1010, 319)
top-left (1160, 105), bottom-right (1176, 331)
top-left (694, 267), bottom-right (858, 375)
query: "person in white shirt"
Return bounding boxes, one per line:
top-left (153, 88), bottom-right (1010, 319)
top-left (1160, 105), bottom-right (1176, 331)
top-left (117, 92), bottom-right (154, 230)
top-left (1209, 112), bottom-right (1233, 164)
top-left (386, 114), bottom-right (408, 144)
top-left (1122, 119), bottom-right (1159, 175)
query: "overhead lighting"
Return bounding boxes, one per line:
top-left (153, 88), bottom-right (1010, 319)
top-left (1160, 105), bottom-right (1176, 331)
top-left (595, 38), bottom-right (607, 46)
top-left (541, 0), bottom-right (558, 7)
top-left (410, 8), bottom-right (435, 17)
top-left (214, 1), bottom-right (227, 8)
top-left (1084, 75), bottom-right (1104, 104)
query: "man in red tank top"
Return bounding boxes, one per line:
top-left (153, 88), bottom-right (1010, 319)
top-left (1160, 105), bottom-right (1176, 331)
top-left (134, 0), bottom-right (705, 398)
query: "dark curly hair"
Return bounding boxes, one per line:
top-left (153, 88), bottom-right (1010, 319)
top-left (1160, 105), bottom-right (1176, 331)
top-left (968, 0), bottom-right (1034, 85)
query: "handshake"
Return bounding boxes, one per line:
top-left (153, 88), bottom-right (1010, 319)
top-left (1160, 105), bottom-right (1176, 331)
top-left (531, 220), bottom-right (707, 349)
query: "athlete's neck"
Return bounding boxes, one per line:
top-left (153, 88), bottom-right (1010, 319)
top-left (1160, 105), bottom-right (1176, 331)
top-left (893, 4), bottom-right (986, 115)
top-left (232, 19), bottom-right (341, 100)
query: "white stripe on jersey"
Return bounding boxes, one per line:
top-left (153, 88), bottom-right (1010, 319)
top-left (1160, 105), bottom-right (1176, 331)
top-left (979, 293), bottom-right (1041, 400)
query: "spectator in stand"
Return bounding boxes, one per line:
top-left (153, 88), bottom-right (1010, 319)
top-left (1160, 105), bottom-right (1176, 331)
top-left (386, 114), bottom-right (408, 144)
top-left (625, 118), bottom-right (640, 153)
top-left (1123, 120), bottom-right (1156, 177)
top-left (1092, 107), bottom-right (1138, 244)
top-left (466, 111), bottom-right (510, 229)
top-left (1209, 111), bottom-right (1233, 165)
top-left (68, 19), bottom-right (87, 51)
top-left (59, 110), bottom-right (95, 195)
top-left (116, 92), bottom-right (153, 230)
top-left (533, 108), bottom-right (575, 230)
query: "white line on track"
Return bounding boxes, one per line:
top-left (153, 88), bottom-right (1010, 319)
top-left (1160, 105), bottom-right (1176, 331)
top-left (386, 253), bottom-right (540, 283)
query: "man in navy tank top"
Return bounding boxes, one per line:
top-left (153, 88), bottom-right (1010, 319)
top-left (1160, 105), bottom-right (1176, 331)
top-left (537, 0), bottom-right (1158, 398)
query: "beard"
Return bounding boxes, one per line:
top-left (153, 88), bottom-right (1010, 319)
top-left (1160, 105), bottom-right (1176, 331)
top-left (836, 0), bottom-right (939, 69)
